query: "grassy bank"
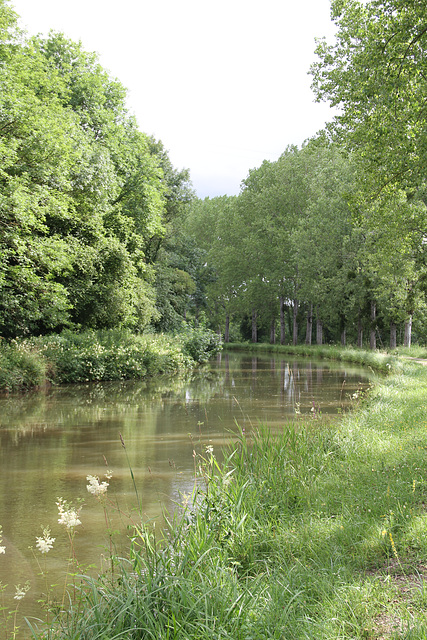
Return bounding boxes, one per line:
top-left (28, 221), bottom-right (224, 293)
top-left (28, 350), bottom-right (427, 639)
top-left (0, 327), bottom-right (222, 392)
top-left (224, 342), bottom-right (406, 373)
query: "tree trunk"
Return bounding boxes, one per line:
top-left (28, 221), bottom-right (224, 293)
top-left (270, 317), bottom-right (276, 344)
top-left (357, 311), bottom-right (363, 348)
top-left (280, 296), bottom-right (286, 345)
top-left (404, 315), bottom-right (412, 348)
top-left (305, 303), bottom-right (313, 345)
top-left (390, 322), bottom-right (397, 349)
top-left (224, 314), bottom-right (230, 343)
top-left (292, 299), bottom-right (298, 346)
top-left (316, 318), bottom-right (323, 345)
top-left (251, 308), bottom-right (257, 343)
top-left (341, 328), bottom-right (346, 346)
top-left (370, 301), bottom-right (376, 350)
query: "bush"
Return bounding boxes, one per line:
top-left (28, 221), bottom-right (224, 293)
top-left (0, 340), bottom-right (47, 391)
top-left (179, 326), bottom-right (222, 363)
top-left (32, 330), bottom-right (191, 383)
top-left (0, 329), bottom-right (198, 391)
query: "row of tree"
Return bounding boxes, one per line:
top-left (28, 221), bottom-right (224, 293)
top-left (181, 0), bottom-right (427, 348)
top-left (184, 138), bottom-right (426, 347)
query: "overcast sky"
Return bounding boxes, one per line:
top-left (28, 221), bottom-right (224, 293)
top-left (11, 0), bottom-right (337, 199)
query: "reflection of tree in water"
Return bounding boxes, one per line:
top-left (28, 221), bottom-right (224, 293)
top-left (209, 352), bottom-right (372, 418)
top-left (0, 371), bottom-right (224, 441)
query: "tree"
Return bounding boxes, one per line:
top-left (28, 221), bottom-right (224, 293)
top-left (311, 1), bottom-right (427, 345)
top-left (184, 196), bottom-right (243, 337)
top-left (311, 0), bottom-right (427, 193)
top-left (0, 4), bottom-right (193, 337)
top-left (290, 141), bottom-right (355, 345)
top-left (0, 7), bottom-right (87, 335)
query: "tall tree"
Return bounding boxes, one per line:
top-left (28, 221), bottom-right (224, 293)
top-left (311, 0), bottom-right (427, 193)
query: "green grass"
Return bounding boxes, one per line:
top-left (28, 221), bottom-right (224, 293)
top-left (224, 342), bottom-right (402, 373)
top-left (29, 349), bottom-right (427, 640)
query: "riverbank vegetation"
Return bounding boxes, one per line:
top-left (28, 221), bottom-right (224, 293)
top-left (0, 327), bottom-right (222, 391)
top-left (19, 355), bottom-right (426, 640)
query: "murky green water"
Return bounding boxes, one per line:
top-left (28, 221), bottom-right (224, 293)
top-left (0, 351), bottom-right (373, 636)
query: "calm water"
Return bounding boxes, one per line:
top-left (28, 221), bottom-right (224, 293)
top-left (0, 351), bottom-right (374, 635)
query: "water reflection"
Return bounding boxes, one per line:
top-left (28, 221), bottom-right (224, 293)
top-left (0, 352), bottom-right (373, 636)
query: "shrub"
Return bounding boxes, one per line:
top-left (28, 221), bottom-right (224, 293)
top-left (179, 326), bottom-right (222, 364)
top-left (0, 340), bottom-right (47, 391)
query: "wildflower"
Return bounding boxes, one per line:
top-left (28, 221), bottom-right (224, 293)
top-left (14, 583), bottom-right (30, 600)
top-left (56, 498), bottom-right (82, 529)
top-left (205, 445), bottom-right (214, 456)
top-left (86, 474), bottom-right (110, 497)
top-left (0, 525), bottom-right (5, 554)
top-left (36, 527), bottom-right (55, 554)
top-left (181, 492), bottom-right (190, 507)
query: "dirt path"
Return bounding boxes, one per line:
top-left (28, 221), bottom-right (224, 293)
top-left (401, 356), bottom-right (427, 366)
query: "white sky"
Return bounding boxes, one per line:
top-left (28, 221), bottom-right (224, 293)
top-left (11, 0), bottom-right (337, 199)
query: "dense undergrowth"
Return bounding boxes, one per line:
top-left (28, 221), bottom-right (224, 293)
top-left (26, 348), bottom-right (427, 640)
top-left (0, 327), bottom-right (222, 392)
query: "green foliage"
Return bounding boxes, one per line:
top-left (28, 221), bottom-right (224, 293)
top-left (179, 326), bottom-right (222, 363)
top-left (185, 135), bottom-right (426, 348)
top-left (308, 0), bottom-right (427, 346)
top-left (311, 0), bottom-right (427, 192)
top-left (33, 330), bottom-right (190, 383)
top-left (0, 5), bottom-right (194, 340)
top-left (0, 340), bottom-right (47, 391)
top-left (0, 329), bottom-right (201, 390)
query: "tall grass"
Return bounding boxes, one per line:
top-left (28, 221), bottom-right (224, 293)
top-left (29, 355), bottom-right (427, 640)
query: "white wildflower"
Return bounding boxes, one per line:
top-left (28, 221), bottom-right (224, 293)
top-left (0, 525), bottom-right (5, 554)
top-left (14, 583), bottom-right (30, 601)
top-left (181, 492), bottom-right (190, 507)
top-left (86, 474), bottom-right (110, 497)
top-left (36, 527), bottom-right (55, 554)
top-left (56, 498), bottom-right (82, 529)
top-left (205, 445), bottom-right (214, 456)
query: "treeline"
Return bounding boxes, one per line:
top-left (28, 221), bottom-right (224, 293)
top-left (183, 0), bottom-right (427, 349)
top-left (1, 0), bottom-right (426, 351)
top-left (0, 0), bottom-right (197, 339)
top-left (184, 138), bottom-right (427, 347)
